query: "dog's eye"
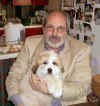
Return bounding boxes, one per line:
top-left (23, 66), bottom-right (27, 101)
top-left (53, 62), bottom-right (57, 65)
top-left (43, 62), bottom-right (47, 64)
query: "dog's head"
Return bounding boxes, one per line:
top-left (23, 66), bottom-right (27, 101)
top-left (32, 50), bottom-right (64, 78)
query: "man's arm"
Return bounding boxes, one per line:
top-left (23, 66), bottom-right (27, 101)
top-left (6, 36), bottom-right (43, 105)
top-left (6, 38), bottom-right (31, 100)
top-left (62, 46), bottom-right (92, 101)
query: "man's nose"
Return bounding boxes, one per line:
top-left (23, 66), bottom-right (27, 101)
top-left (52, 28), bottom-right (57, 35)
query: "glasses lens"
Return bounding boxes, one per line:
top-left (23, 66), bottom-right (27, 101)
top-left (57, 26), bottom-right (66, 32)
top-left (45, 25), bottom-right (53, 32)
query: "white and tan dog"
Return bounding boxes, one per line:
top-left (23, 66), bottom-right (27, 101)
top-left (19, 51), bottom-right (64, 106)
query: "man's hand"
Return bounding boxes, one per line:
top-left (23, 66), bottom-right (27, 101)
top-left (29, 74), bottom-right (48, 94)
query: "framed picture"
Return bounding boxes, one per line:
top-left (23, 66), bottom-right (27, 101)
top-left (76, 0), bottom-right (86, 4)
top-left (85, 15), bottom-right (92, 22)
top-left (94, 8), bottom-right (100, 25)
top-left (13, 0), bottom-right (31, 6)
top-left (62, 0), bottom-right (74, 7)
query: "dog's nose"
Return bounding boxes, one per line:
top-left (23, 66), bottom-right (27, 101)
top-left (48, 68), bottom-right (52, 74)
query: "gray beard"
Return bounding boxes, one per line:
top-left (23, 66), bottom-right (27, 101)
top-left (46, 39), bottom-right (65, 48)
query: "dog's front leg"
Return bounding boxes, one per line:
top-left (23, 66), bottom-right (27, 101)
top-left (53, 79), bottom-right (63, 98)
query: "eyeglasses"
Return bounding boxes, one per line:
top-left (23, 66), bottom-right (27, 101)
top-left (45, 25), bottom-right (66, 33)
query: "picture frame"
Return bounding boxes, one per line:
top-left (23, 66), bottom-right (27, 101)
top-left (62, 0), bottom-right (74, 7)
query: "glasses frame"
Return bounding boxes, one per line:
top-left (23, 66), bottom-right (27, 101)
top-left (44, 25), bottom-right (66, 33)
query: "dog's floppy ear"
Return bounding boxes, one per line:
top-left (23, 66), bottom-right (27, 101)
top-left (61, 66), bottom-right (64, 73)
top-left (32, 64), bottom-right (38, 74)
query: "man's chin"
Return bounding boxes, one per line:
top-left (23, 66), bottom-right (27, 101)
top-left (47, 41), bottom-right (64, 49)
top-left (50, 39), bottom-right (60, 44)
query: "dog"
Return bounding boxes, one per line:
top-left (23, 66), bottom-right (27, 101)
top-left (19, 51), bottom-right (64, 106)
top-left (32, 51), bottom-right (64, 98)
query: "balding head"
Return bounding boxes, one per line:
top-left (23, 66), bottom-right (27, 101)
top-left (47, 11), bottom-right (66, 24)
top-left (44, 11), bottom-right (67, 28)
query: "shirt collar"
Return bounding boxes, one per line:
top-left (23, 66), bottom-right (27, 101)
top-left (44, 40), bottom-right (65, 54)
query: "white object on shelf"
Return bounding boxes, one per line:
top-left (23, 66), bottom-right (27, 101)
top-left (4, 22), bottom-right (25, 44)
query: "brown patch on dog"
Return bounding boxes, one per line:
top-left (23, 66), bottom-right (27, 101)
top-left (32, 64), bottom-right (38, 74)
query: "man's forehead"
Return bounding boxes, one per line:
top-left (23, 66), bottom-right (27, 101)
top-left (47, 12), bottom-right (66, 20)
top-left (46, 23), bottom-right (66, 27)
top-left (47, 11), bottom-right (65, 18)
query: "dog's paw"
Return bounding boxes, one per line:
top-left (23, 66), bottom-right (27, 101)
top-left (53, 88), bottom-right (63, 98)
top-left (48, 84), bottom-right (63, 98)
top-left (46, 77), bottom-right (63, 98)
top-left (47, 84), bottom-right (56, 95)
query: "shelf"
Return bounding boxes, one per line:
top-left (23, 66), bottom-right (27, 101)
top-left (85, 12), bottom-right (93, 15)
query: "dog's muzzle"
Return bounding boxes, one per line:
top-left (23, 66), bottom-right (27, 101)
top-left (48, 68), bottom-right (52, 74)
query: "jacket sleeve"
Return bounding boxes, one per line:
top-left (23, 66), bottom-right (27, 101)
top-left (6, 38), bottom-right (31, 99)
top-left (62, 46), bottom-right (92, 101)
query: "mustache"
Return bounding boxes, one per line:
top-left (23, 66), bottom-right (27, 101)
top-left (49, 35), bottom-right (61, 40)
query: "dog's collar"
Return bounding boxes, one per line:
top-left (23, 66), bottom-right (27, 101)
top-left (44, 41), bottom-right (65, 54)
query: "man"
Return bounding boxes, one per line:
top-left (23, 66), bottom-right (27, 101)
top-left (6, 11), bottom-right (92, 106)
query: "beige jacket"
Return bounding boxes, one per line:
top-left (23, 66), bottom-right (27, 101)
top-left (6, 35), bottom-right (92, 106)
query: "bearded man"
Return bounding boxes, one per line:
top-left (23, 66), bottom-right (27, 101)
top-left (6, 10), bottom-right (92, 106)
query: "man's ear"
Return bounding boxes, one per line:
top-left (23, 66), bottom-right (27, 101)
top-left (43, 27), bottom-right (46, 35)
top-left (32, 64), bottom-right (38, 74)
